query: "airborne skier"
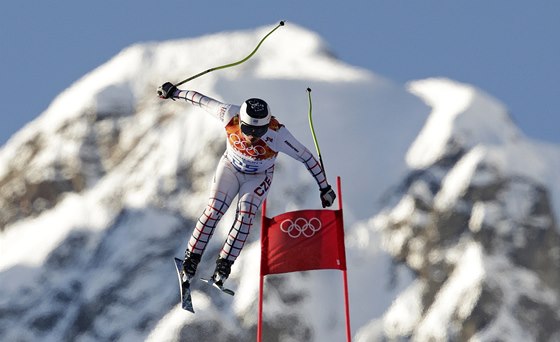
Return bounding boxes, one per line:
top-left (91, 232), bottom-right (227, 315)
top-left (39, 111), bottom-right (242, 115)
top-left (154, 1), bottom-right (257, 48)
top-left (158, 82), bottom-right (336, 290)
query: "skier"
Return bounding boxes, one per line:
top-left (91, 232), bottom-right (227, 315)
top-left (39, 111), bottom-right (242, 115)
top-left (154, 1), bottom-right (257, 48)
top-left (158, 82), bottom-right (336, 287)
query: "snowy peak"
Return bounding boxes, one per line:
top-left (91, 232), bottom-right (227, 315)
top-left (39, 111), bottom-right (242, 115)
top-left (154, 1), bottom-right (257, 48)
top-left (406, 78), bottom-right (522, 169)
top-left (404, 78), bottom-right (560, 221)
top-left (250, 23), bottom-right (370, 81)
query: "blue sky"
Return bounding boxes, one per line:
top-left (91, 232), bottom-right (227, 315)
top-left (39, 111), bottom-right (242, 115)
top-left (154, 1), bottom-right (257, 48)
top-left (1, 1), bottom-right (558, 146)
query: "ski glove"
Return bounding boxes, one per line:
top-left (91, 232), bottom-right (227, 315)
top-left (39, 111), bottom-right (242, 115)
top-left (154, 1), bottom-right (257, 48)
top-left (320, 185), bottom-right (336, 208)
top-left (157, 82), bottom-right (178, 99)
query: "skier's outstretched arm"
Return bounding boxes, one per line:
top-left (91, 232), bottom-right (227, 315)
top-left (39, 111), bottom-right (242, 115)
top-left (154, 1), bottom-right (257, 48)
top-left (277, 126), bottom-right (336, 208)
top-left (157, 82), bottom-right (236, 125)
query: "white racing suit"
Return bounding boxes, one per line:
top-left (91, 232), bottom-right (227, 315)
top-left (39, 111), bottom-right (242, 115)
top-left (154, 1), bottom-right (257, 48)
top-left (175, 90), bottom-right (328, 262)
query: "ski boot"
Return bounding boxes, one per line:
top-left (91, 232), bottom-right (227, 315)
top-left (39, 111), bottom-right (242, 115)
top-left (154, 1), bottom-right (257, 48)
top-left (212, 257), bottom-right (234, 286)
top-left (182, 251), bottom-right (202, 283)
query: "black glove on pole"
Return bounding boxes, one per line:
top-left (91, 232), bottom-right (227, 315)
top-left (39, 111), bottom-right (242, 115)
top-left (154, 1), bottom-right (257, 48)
top-left (157, 82), bottom-right (178, 99)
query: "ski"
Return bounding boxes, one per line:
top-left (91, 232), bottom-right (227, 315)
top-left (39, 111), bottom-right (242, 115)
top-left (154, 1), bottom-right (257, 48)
top-left (200, 277), bottom-right (235, 296)
top-left (173, 258), bottom-right (195, 313)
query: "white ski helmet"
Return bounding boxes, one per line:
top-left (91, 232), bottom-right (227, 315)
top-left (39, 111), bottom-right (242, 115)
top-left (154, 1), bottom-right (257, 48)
top-left (239, 98), bottom-right (271, 137)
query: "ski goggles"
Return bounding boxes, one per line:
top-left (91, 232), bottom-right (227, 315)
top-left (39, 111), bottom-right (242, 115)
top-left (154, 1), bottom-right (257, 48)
top-left (240, 122), bottom-right (268, 137)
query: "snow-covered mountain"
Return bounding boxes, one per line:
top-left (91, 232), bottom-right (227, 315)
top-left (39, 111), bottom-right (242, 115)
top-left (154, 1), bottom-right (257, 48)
top-left (1, 23), bottom-right (560, 342)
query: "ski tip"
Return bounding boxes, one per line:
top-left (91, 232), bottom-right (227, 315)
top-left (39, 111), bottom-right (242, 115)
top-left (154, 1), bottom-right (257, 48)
top-left (174, 258), bottom-right (183, 272)
top-left (200, 278), bottom-right (235, 296)
top-left (182, 305), bottom-right (195, 314)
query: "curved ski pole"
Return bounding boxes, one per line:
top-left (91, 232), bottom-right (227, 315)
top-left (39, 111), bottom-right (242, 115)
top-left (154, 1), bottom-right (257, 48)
top-left (307, 87), bottom-right (327, 180)
top-left (174, 21), bottom-right (285, 87)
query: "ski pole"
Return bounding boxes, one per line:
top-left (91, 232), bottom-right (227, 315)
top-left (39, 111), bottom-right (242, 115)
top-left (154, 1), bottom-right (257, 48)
top-left (174, 21), bottom-right (285, 87)
top-left (307, 87), bottom-right (327, 180)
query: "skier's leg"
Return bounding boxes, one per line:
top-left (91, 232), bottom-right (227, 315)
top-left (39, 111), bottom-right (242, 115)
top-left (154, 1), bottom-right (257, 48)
top-left (184, 157), bottom-right (239, 277)
top-left (214, 168), bottom-right (273, 283)
top-left (219, 192), bottom-right (261, 260)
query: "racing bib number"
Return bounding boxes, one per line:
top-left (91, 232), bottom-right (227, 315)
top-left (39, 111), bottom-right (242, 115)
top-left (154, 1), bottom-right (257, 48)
top-left (229, 153), bottom-right (260, 173)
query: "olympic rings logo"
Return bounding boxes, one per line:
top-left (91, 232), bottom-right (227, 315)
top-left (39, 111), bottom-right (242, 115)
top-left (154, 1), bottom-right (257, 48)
top-left (280, 217), bottom-right (322, 238)
top-left (229, 133), bottom-right (267, 156)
